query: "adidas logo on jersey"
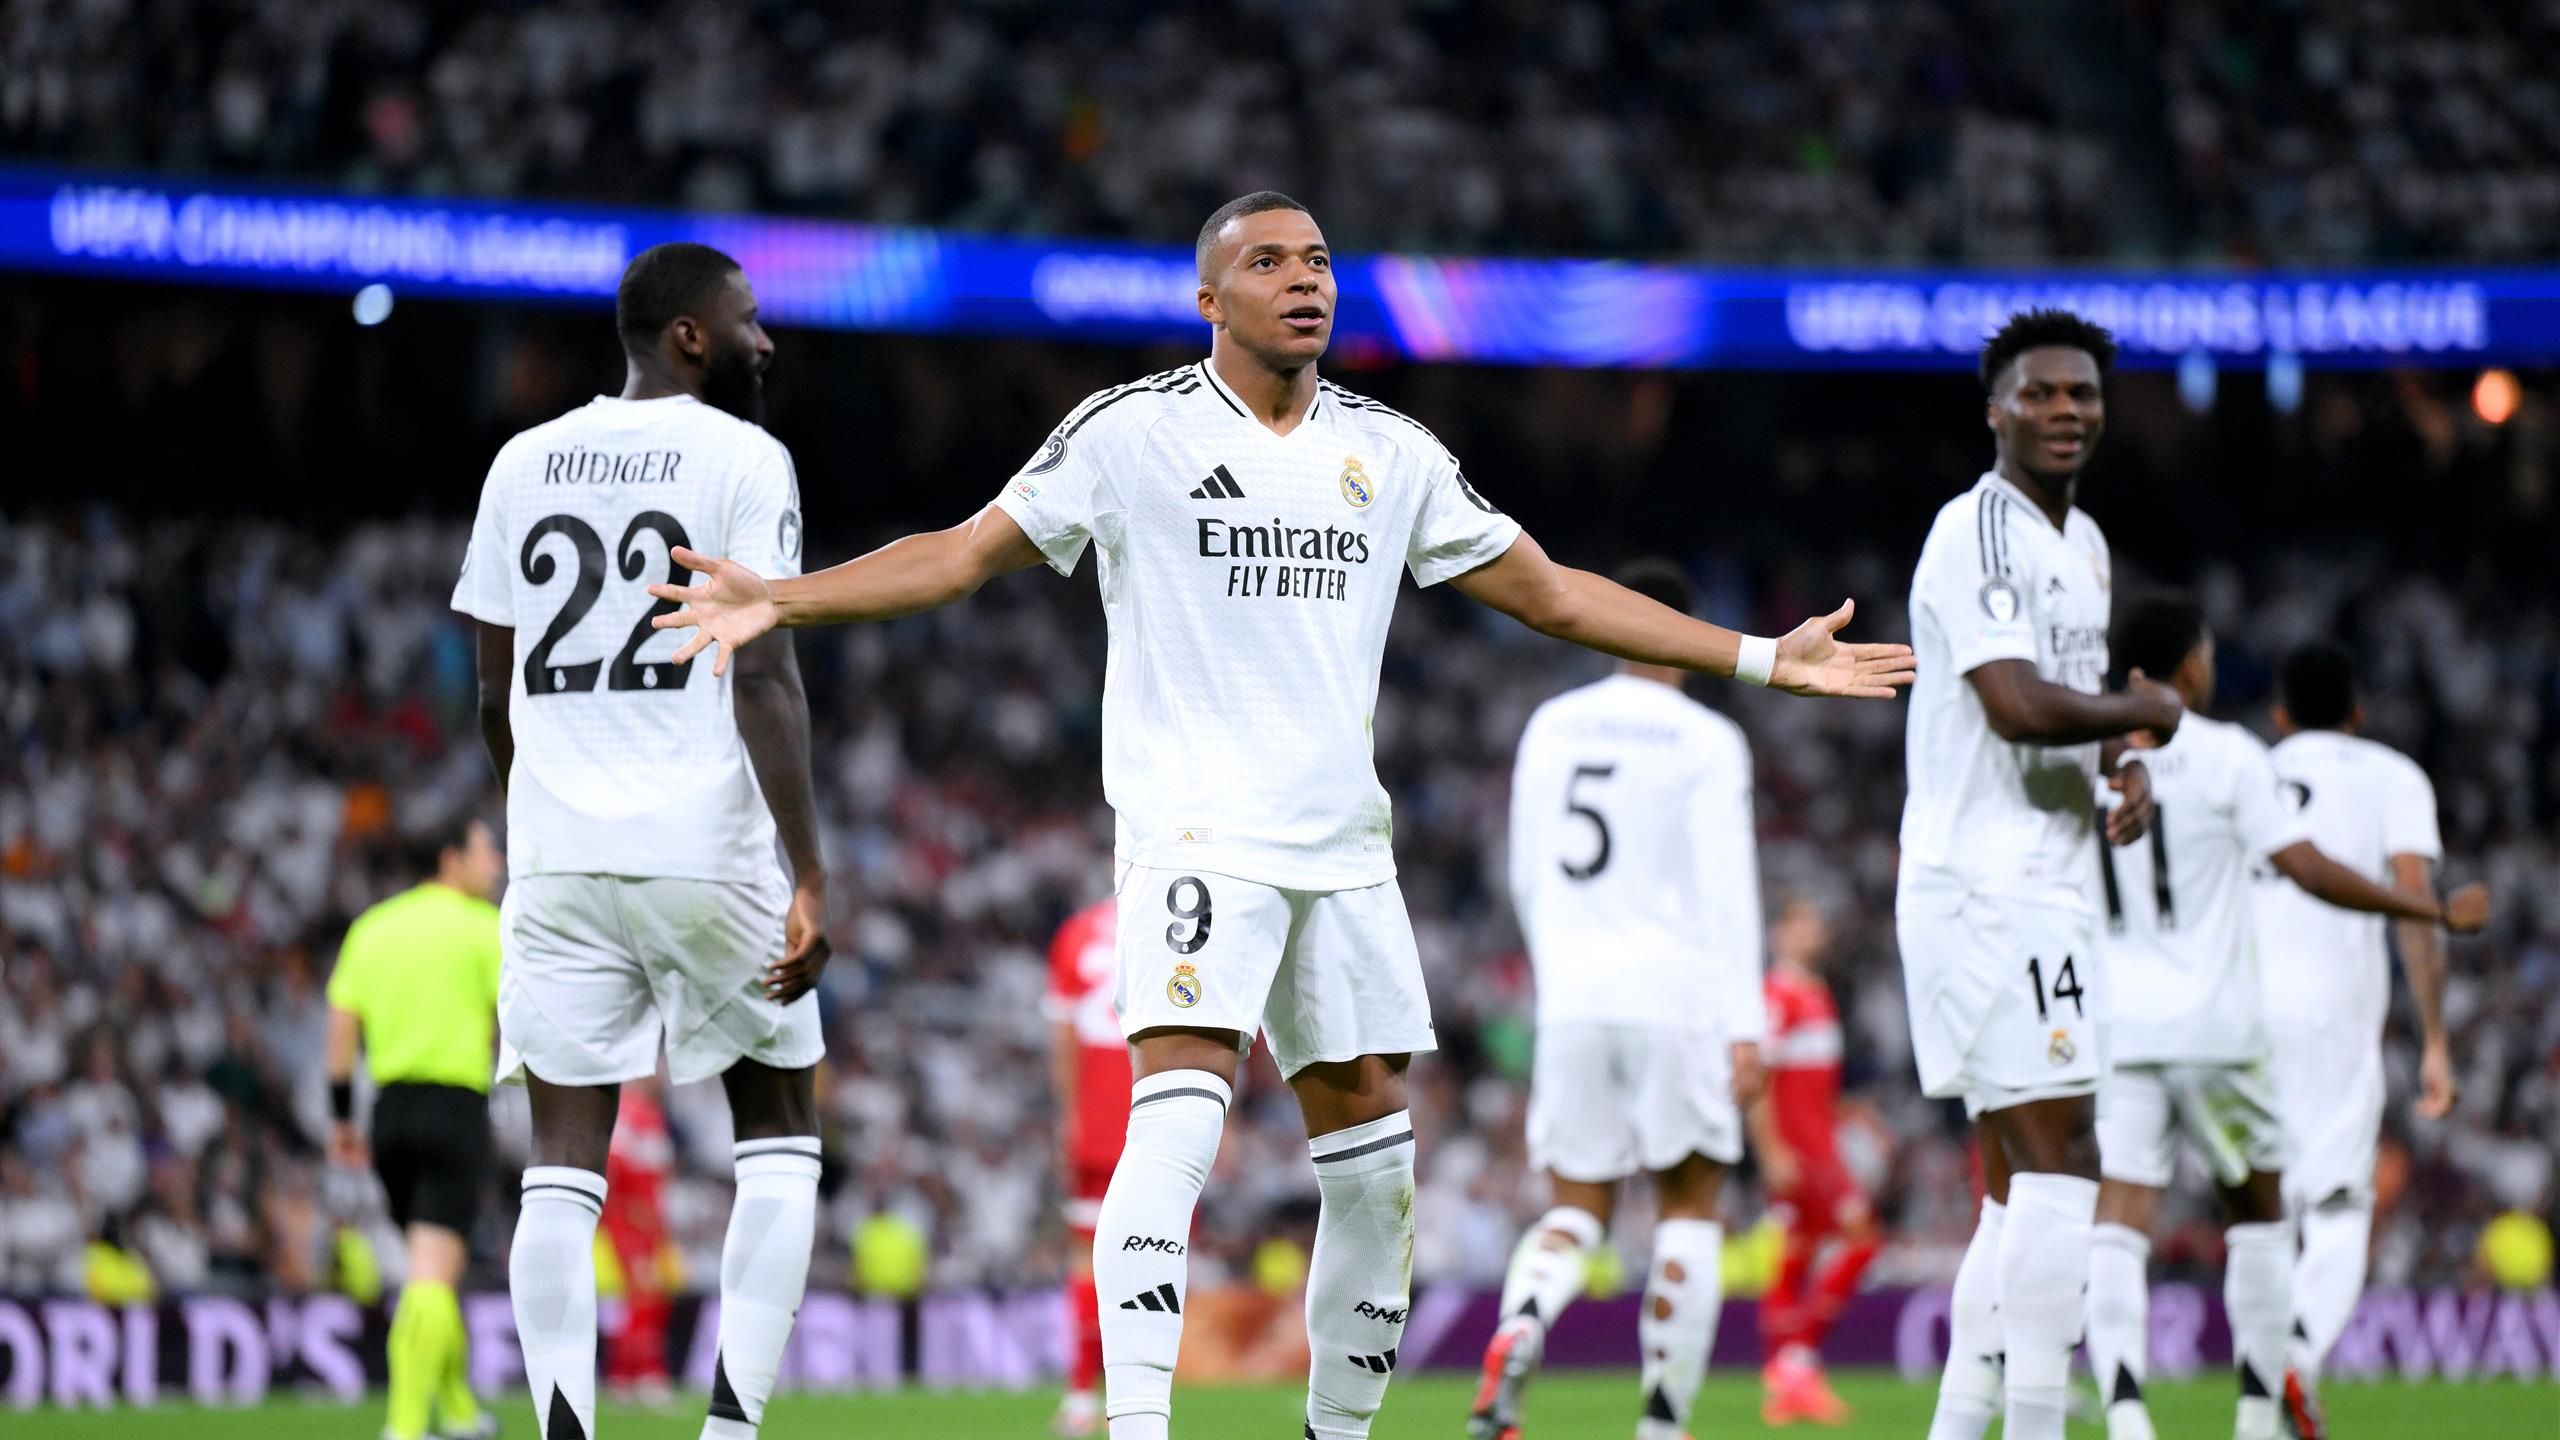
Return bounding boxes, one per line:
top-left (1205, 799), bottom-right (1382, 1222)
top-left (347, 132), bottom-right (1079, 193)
top-left (1189, 465), bottom-right (1246, 500)
top-left (1119, 1283), bottom-right (1182, 1314)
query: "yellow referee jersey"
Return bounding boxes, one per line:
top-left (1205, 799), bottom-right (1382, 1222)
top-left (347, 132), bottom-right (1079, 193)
top-left (326, 882), bottom-right (502, 1093)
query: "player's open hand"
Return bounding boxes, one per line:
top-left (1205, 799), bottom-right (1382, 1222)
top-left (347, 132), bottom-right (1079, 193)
top-left (649, 547), bottom-right (777, 677)
top-left (764, 881), bottom-right (832, 1004)
top-left (2106, 757), bottom-right (2155, 845)
top-left (2416, 1039), bottom-right (2459, 1120)
top-left (1768, 600), bottom-right (1917, 699)
top-left (2442, 881), bottom-right (2490, 935)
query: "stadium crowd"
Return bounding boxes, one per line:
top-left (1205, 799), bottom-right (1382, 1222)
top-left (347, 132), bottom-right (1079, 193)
top-left (7, 0), bottom-right (2558, 261)
top-left (2, 342), bottom-right (2554, 1304)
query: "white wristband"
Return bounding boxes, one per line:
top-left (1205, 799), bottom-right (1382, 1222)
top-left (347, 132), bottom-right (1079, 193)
top-left (1735, 635), bottom-right (1778, 688)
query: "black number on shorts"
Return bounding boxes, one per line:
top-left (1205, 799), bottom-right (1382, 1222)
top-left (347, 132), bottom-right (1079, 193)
top-left (520, 515), bottom-right (607, 694)
top-left (2099, 802), bottom-right (2176, 932)
top-left (2025, 955), bottom-right (2086, 1022)
top-left (521, 511), bottom-right (700, 696)
top-left (609, 511), bottom-right (697, 693)
top-left (1165, 876), bottom-right (1213, 955)
top-left (1560, 763), bottom-right (1616, 881)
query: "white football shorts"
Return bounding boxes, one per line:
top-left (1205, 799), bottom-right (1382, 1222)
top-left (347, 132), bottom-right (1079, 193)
top-left (496, 871), bottom-right (825, 1088)
top-left (2266, 1015), bottom-right (2385, 1210)
top-left (1112, 863), bottom-right (1436, 1079)
top-left (1897, 894), bottom-right (2103, 1117)
top-left (2097, 1059), bottom-right (2286, 1190)
top-left (1527, 1022), bottom-right (1743, 1182)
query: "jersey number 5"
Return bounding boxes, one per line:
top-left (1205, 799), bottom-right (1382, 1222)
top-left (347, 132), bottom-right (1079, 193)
top-left (520, 512), bottom-right (697, 696)
top-left (1560, 764), bottom-right (1615, 881)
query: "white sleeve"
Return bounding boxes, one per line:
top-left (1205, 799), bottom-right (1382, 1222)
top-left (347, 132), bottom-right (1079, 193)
top-left (990, 390), bottom-right (1134, 576)
top-left (1506, 716), bottom-right (1545, 934)
top-left (2382, 758), bottom-right (2443, 862)
top-left (1920, 493), bottom-right (2037, 676)
top-left (1695, 731), bottom-right (1767, 1043)
top-left (2232, 732), bottom-right (2312, 858)
top-left (1404, 446), bottom-right (1522, 588)
top-left (728, 437), bottom-right (805, 582)
top-left (450, 449), bottom-right (517, 625)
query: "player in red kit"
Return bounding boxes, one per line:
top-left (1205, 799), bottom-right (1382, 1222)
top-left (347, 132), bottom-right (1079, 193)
top-left (1046, 897), bottom-right (1130, 1437)
top-left (1750, 897), bottom-right (1878, 1426)
top-left (602, 1077), bottom-right (677, 1404)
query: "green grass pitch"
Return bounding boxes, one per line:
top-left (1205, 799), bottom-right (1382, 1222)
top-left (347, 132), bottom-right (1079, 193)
top-left (10, 1372), bottom-right (2554, 1438)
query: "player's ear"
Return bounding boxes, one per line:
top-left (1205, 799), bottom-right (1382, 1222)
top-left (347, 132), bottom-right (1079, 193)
top-left (1197, 281), bottom-right (1223, 328)
top-left (667, 315), bottom-right (707, 363)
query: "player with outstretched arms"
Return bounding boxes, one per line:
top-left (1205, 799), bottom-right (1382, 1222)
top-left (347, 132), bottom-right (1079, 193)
top-left (2081, 597), bottom-right (2487, 1440)
top-left (1046, 895), bottom-right (1129, 1438)
top-left (2253, 643), bottom-right (2479, 1440)
top-left (1471, 559), bottom-right (1768, 1440)
top-left (1898, 310), bottom-right (2183, 1440)
top-left (453, 242), bottom-right (833, 1440)
top-left (1750, 895), bottom-right (1879, 1426)
top-left (648, 193), bottom-right (1914, 1440)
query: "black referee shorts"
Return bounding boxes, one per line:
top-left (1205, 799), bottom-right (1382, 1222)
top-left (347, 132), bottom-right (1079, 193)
top-left (372, 1082), bottom-right (495, 1237)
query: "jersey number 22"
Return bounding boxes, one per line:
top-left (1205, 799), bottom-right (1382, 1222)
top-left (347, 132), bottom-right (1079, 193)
top-left (519, 512), bottom-right (696, 696)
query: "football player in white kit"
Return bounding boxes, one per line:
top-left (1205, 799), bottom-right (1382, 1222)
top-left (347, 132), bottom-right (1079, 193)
top-left (2255, 643), bottom-right (2485, 1440)
top-left (647, 193), bottom-right (1915, 1440)
top-left (1898, 310), bottom-right (2186, 1440)
top-left (453, 243), bottom-right (832, 1440)
top-left (2081, 596), bottom-right (2487, 1440)
top-left (1472, 559), bottom-right (1768, 1440)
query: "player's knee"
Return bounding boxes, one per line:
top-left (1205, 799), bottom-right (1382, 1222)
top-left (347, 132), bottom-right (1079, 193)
top-left (722, 1059), bottom-right (819, 1140)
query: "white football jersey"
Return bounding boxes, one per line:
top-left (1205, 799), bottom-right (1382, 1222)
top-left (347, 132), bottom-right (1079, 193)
top-left (2253, 730), bottom-right (2441, 1034)
top-left (1899, 472), bottom-right (2113, 914)
top-left (2096, 715), bottom-right (2308, 1065)
top-left (1507, 675), bottom-right (1766, 1039)
top-left (993, 362), bottom-right (1521, 890)
top-left (452, 394), bottom-right (802, 882)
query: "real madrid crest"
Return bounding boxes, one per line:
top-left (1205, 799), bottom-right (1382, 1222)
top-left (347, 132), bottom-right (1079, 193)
top-left (2047, 1028), bottom-right (2076, 1066)
top-left (1339, 455), bottom-right (1375, 509)
top-left (1167, 962), bottom-right (1203, 1009)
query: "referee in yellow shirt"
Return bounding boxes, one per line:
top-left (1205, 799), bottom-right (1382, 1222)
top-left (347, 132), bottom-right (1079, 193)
top-left (328, 815), bottom-right (505, 1440)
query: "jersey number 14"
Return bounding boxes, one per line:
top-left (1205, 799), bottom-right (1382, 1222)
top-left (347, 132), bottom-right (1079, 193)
top-left (519, 511), bottom-right (696, 696)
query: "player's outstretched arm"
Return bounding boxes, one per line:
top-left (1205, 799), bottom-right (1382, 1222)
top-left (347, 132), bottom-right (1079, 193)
top-left (2266, 841), bottom-right (2488, 932)
top-left (1969, 659), bottom-right (2182, 747)
top-left (1447, 532), bottom-right (1915, 698)
top-left (651, 505), bottom-right (1048, 675)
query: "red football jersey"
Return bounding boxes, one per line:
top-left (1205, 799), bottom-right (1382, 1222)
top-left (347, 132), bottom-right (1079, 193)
top-left (1764, 967), bottom-right (1844, 1160)
top-left (1046, 899), bottom-right (1131, 1166)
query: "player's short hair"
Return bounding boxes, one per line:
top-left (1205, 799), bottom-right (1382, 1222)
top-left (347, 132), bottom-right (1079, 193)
top-left (1980, 308), bottom-right (2118, 392)
top-left (2280, 641), bottom-right (2360, 730)
top-left (2115, 591), bottom-right (2208, 683)
top-left (1196, 191), bottom-right (1313, 278)
top-left (1611, 557), bottom-right (1694, 616)
top-left (616, 242), bottom-right (742, 352)
top-left (404, 812), bottom-right (482, 879)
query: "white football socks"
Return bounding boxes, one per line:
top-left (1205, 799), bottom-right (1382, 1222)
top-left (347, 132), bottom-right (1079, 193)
top-left (1999, 1173), bottom-right (2098, 1440)
top-left (512, 1166), bottom-right (606, 1440)
top-left (703, 1138), bottom-right (822, 1439)
top-left (2289, 1200), bottom-right (2370, 1387)
top-left (2225, 1219), bottom-right (2294, 1440)
top-left (1926, 1196), bottom-right (2004, 1440)
top-left (1634, 1218), bottom-right (1723, 1440)
top-left (1303, 1111), bottom-right (1417, 1440)
top-left (1094, 1070), bottom-right (1231, 1440)
top-left (1497, 1205), bottom-right (1602, 1332)
top-left (2087, 1221), bottom-right (2155, 1440)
